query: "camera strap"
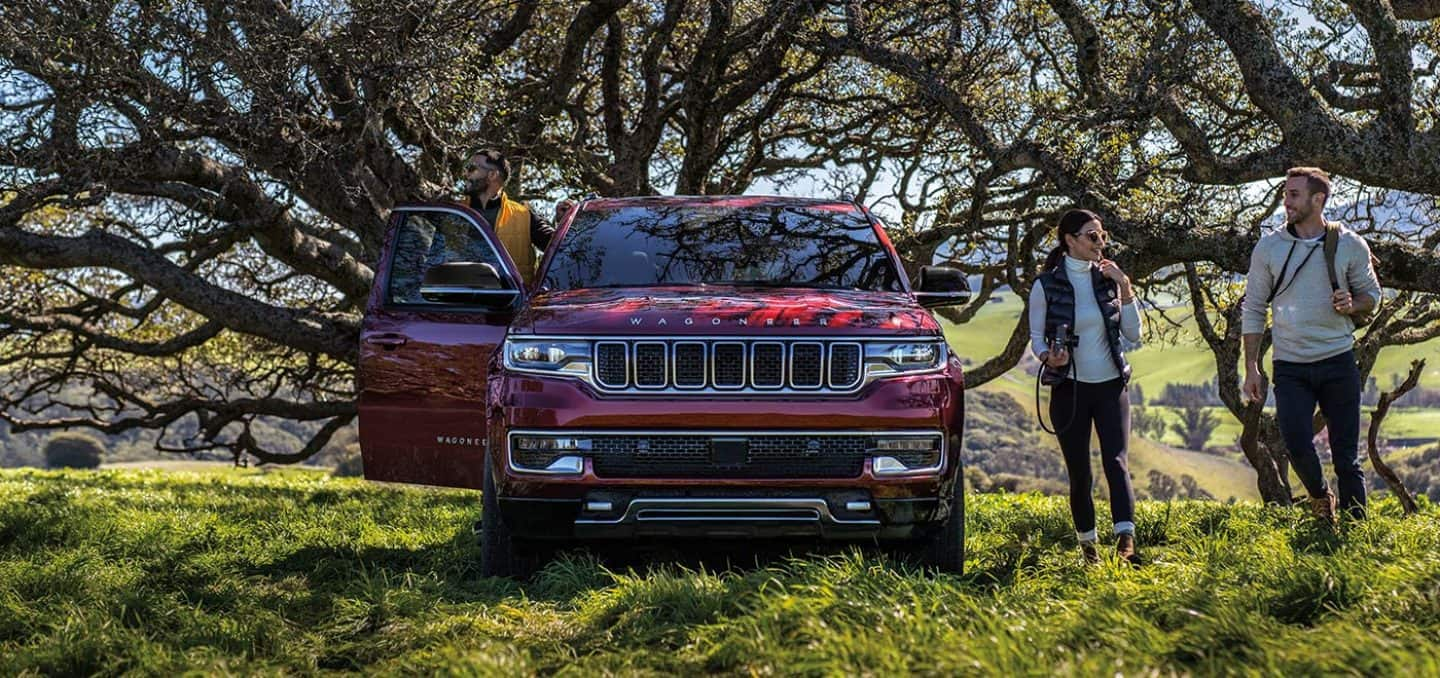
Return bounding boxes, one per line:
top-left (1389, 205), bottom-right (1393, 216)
top-left (1267, 239), bottom-right (1320, 304)
top-left (1035, 360), bottom-right (1078, 435)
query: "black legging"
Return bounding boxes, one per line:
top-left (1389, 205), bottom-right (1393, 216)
top-left (1049, 378), bottom-right (1135, 536)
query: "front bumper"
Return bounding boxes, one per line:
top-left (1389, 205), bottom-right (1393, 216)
top-left (499, 492), bottom-right (944, 540)
top-left (487, 367), bottom-right (965, 539)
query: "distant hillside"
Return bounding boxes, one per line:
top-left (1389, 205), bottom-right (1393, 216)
top-left (965, 385), bottom-right (1259, 501)
top-left (1, 469), bottom-right (1436, 674)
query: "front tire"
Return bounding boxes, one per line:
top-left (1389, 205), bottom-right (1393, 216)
top-left (479, 460), bottom-right (543, 578)
top-left (923, 479), bottom-right (966, 574)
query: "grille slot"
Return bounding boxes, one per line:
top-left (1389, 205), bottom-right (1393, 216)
top-left (595, 342), bottom-right (628, 388)
top-left (790, 342), bottom-right (823, 388)
top-left (634, 342), bottom-right (667, 388)
top-left (713, 343), bottom-right (746, 388)
top-left (673, 342), bottom-right (706, 388)
top-left (751, 343), bottom-right (785, 388)
top-left (829, 343), bottom-right (862, 388)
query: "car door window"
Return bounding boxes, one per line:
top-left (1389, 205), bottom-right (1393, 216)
top-left (386, 209), bottom-right (515, 306)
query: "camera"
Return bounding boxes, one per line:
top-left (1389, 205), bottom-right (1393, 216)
top-left (1049, 323), bottom-right (1078, 353)
top-left (1041, 323), bottom-right (1078, 386)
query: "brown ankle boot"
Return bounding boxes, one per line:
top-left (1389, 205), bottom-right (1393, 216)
top-left (1116, 533), bottom-right (1139, 566)
top-left (1310, 490), bottom-right (1338, 529)
top-left (1080, 541), bottom-right (1100, 564)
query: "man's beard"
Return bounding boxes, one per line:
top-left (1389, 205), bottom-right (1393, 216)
top-left (1285, 205), bottom-right (1312, 225)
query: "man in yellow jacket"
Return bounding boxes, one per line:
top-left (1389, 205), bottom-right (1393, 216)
top-left (462, 149), bottom-right (557, 287)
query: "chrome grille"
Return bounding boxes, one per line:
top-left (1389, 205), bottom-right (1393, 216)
top-left (590, 339), bottom-right (867, 394)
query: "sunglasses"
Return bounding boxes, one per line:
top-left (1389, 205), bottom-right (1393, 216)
top-left (1074, 230), bottom-right (1107, 244)
top-left (465, 163), bottom-right (496, 173)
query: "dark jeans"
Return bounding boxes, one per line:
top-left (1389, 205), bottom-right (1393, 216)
top-left (1049, 378), bottom-right (1135, 535)
top-left (1273, 350), bottom-right (1366, 517)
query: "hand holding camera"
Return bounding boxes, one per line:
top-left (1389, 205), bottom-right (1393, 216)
top-left (1040, 324), bottom-right (1078, 386)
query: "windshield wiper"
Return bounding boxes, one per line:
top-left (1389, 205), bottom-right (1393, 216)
top-left (575, 282), bottom-right (710, 289)
top-left (710, 280), bottom-right (849, 290)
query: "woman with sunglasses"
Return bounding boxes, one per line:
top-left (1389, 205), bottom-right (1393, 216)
top-left (1028, 209), bottom-right (1145, 564)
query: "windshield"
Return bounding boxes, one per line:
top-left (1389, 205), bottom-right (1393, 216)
top-left (540, 203), bottom-right (905, 292)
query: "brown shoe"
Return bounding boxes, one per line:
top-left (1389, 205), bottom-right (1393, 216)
top-left (1116, 533), bottom-right (1140, 566)
top-left (1309, 491), bottom-right (1338, 529)
top-left (1080, 542), bottom-right (1100, 564)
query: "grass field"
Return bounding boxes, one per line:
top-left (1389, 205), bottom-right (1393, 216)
top-left (98, 460), bottom-right (332, 474)
top-left (2, 469), bottom-right (1437, 674)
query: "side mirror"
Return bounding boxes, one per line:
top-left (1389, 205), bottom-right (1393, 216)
top-left (914, 265), bottom-right (971, 308)
top-left (420, 262), bottom-right (519, 307)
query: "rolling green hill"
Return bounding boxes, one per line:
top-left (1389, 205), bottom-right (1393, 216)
top-left (2, 469), bottom-right (1436, 675)
top-left (943, 294), bottom-right (1439, 450)
top-left (1126, 436), bottom-right (1259, 502)
top-left (945, 294), bottom-right (1440, 399)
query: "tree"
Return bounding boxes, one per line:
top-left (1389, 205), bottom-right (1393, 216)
top-left (0, 0), bottom-right (873, 462)
top-left (1179, 475), bottom-right (1214, 501)
top-left (1131, 404), bottom-right (1167, 441)
top-left (1171, 400), bottom-right (1221, 451)
top-left (1, 0), bottom-right (1437, 482)
top-left (823, 0), bottom-right (1440, 501)
top-left (43, 433), bottom-right (105, 469)
top-left (1148, 469), bottom-right (1180, 500)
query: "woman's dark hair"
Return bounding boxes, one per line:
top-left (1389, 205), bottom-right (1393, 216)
top-left (1043, 208), bottom-right (1102, 271)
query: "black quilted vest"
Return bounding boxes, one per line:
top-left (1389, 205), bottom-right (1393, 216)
top-left (1037, 263), bottom-right (1132, 385)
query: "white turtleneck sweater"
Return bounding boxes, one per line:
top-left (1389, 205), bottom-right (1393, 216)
top-left (1028, 255), bottom-right (1144, 383)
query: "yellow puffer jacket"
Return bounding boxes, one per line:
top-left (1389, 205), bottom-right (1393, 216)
top-left (467, 192), bottom-right (535, 286)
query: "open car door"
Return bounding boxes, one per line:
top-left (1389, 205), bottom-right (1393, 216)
top-left (358, 204), bottom-right (525, 489)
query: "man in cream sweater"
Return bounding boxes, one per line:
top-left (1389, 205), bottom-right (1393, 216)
top-left (1241, 167), bottom-right (1381, 526)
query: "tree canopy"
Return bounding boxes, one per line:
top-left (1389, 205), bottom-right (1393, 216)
top-left (2, 0), bottom-right (1437, 491)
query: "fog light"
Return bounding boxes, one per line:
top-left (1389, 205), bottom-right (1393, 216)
top-left (542, 456), bottom-right (584, 474)
top-left (872, 456), bottom-right (911, 475)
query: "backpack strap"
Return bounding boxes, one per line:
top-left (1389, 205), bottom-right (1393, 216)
top-left (1323, 221), bottom-right (1342, 292)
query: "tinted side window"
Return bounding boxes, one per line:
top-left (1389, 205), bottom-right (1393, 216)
top-left (386, 211), bottom-right (512, 305)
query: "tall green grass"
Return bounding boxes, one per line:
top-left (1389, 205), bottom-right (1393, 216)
top-left (2, 469), bottom-right (1437, 675)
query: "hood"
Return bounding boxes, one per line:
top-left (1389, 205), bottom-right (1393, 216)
top-left (510, 286), bottom-right (942, 337)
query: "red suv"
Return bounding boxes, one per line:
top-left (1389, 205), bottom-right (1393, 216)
top-left (359, 196), bottom-right (970, 576)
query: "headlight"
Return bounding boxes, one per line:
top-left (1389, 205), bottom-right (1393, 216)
top-left (863, 341), bottom-right (945, 378)
top-left (503, 339), bottom-right (592, 378)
